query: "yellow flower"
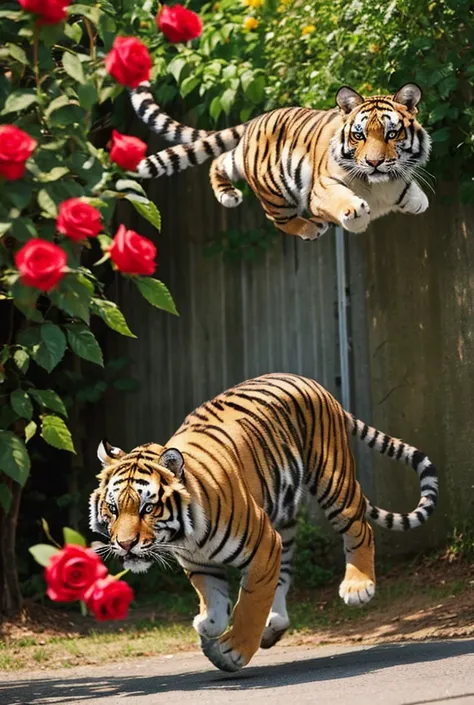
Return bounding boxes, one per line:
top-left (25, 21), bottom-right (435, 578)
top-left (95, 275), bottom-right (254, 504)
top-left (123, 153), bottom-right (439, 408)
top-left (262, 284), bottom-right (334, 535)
top-left (301, 24), bottom-right (316, 35)
top-left (368, 43), bottom-right (380, 53)
top-left (243, 16), bottom-right (259, 30)
top-left (243, 0), bottom-right (263, 7)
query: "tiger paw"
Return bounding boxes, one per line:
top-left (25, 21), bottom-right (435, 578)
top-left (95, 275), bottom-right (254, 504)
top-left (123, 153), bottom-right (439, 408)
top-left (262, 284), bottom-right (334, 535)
top-left (297, 220), bottom-right (329, 241)
top-left (219, 189), bottom-right (243, 208)
top-left (339, 576), bottom-right (375, 607)
top-left (200, 633), bottom-right (246, 672)
top-left (340, 199), bottom-right (371, 233)
top-left (193, 600), bottom-right (232, 639)
top-left (398, 185), bottom-right (429, 215)
top-left (260, 611), bottom-right (290, 649)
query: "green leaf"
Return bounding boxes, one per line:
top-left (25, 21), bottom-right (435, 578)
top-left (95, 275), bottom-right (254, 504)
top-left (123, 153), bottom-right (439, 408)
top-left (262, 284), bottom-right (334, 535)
top-left (44, 95), bottom-right (70, 120)
top-left (244, 76), bottom-right (265, 104)
top-left (35, 323), bottom-right (67, 373)
top-left (37, 188), bottom-right (58, 217)
top-left (180, 76), bottom-right (200, 98)
top-left (24, 420), bottom-right (37, 444)
top-left (62, 51), bottom-right (85, 84)
top-left (0, 431), bottom-right (30, 486)
top-left (29, 544), bottom-right (60, 567)
top-left (209, 96), bottom-right (222, 122)
top-left (63, 527), bottom-right (86, 547)
top-left (67, 4), bottom-right (102, 25)
top-left (168, 57), bottom-right (187, 83)
top-left (64, 21), bottom-right (83, 43)
top-left (13, 348), bottom-right (29, 374)
top-left (1, 90), bottom-right (38, 115)
top-left (11, 280), bottom-right (42, 322)
top-left (134, 277), bottom-right (179, 316)
top-left (126, 198), bottom-right (161, 233)
top-left (77, 82), bottom-right (98, 110)
top-left (65, 324), bottom-right (103, 366)
top-left (0, 483), bottom-right (12, 513)
top-left (7, 44), bottom-right (28, 66)
top-left (0, 222), bottom-right (12, 237)
top-left (29, 389), bottom-right (68, 418)
top-left (49, 275), bottom-right (93, 323)
top-left (220, 88), bottom-right (237, 115)
top-left (3, 181), bottom-right (33, 210)
top-left (10, 390), bottom-right (33, 420)
top-left (41, 415), bottom-right (75, 453)
top-left (91, 298), bottom-right (136, 338)
top-left (37, 166), bottom-right (70, 183)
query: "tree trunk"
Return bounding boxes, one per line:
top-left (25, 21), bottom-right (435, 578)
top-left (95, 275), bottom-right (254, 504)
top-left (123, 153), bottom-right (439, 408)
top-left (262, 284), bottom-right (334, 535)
top-left (0, 480), bottom-right (23, 616)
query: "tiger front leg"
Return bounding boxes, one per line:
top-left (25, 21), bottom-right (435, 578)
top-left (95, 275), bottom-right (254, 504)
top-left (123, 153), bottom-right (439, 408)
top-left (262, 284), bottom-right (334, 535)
top-left (201, 512), bottom-right (282, 672)
top-left (185, 568), bottom-right (232, 640)
top-left (310, 182), bottom-right (371, 234)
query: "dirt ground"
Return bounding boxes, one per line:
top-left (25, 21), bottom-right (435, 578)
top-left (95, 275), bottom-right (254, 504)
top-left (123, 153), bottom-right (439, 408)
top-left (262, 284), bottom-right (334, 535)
top-left (1, 552), bottom-right (473, 671)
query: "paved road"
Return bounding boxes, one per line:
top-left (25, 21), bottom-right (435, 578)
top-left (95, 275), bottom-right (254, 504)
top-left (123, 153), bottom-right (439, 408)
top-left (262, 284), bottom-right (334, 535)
top-left (1, 639), bottom-right (473, 705)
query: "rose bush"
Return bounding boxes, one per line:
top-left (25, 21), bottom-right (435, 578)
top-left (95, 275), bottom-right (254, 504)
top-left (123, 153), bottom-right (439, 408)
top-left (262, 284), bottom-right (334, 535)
top-left (0, 2), bottom-right (179, 616)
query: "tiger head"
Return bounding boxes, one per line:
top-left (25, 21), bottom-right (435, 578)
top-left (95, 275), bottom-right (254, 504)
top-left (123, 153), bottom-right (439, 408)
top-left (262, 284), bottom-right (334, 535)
top-left (333, 83), bottom-right (431, 183)
top-left (89, 440), bottom-right (192, 573)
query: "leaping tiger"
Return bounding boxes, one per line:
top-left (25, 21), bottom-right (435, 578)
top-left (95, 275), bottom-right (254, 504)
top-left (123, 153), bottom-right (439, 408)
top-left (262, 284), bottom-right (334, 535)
top-left (89, 373), bottom-right (438, 672)
top-left (124, 82), bottom-right (431, 240)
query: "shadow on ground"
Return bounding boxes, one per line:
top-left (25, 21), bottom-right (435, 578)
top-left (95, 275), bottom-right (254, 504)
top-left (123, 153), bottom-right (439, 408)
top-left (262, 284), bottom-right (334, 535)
top-left (1, 638), bottom-right (473, 705)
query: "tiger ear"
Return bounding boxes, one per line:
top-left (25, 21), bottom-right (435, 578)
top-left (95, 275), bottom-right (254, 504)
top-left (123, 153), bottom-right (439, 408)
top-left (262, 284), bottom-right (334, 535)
top-left (97, 439), bottom-right (126, 467)
top-left (159, 448), bottom-right (184, 480)
top-left (336, 86), bottom-right (365, 114)
top-left (392, 83), bottom-right (422, 112)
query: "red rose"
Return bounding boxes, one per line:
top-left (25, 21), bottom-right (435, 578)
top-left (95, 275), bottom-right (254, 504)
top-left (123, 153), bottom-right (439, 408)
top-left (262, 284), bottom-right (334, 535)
top-left (15, 240), bottom-right (68, 292)
top-left (85, 576), bottom-right (134, 622)
top-left (109, 130), bottom-right (147, 171)
top-left (105, 37), bottom-right (152, 89)
top-left (56, 198), bottom-right (102, 242)
top-left (18, 0), bottom-right (70, 24)
top-left (109, 225), bottom-right (157, 276)
top-left (157, 4), bottom-right (202, 43)
top-left (44, 545), bottom-right (108, 602)
top-left (0, 125), bottom-right (37, 181)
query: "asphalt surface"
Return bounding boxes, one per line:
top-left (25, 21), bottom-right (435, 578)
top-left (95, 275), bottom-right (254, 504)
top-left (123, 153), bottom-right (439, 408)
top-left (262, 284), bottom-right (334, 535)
top-left (1, 639), bottom-right (473, 705)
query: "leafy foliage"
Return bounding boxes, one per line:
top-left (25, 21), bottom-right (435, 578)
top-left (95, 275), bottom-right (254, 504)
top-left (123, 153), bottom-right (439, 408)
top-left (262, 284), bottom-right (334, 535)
top-left (0, 0), bottom-right (178, 505)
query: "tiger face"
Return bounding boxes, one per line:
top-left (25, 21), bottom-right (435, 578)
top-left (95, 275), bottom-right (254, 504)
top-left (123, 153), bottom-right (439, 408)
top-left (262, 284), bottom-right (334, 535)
top-left (89, 440), bottom-right (192, 574)
top-left (333, 83), bottom-right (431, 184)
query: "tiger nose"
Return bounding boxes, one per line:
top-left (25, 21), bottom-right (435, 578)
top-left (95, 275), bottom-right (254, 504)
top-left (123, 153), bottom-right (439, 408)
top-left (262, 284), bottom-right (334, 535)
top-left (118, 536), bottom-right (139, 552)
top-left (366, 157), bottom-right (384, 168)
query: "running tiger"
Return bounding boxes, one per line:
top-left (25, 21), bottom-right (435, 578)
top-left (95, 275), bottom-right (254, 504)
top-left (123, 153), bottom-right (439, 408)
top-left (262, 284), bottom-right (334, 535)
top-left (89, 373), bottom-right (438, 672)
top-left (126, 82), bottom-right (431, 240)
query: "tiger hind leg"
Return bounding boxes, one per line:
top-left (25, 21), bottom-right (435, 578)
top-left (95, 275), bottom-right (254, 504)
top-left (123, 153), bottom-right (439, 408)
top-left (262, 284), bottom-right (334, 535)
top-left (314, 443), bottom-right (375, 607)
top-left (210, 151), bottom-right (243, 208)
top-left (261, 201), bottom-right (329, 241)
top-left (260, 521), bottom-right (297, 648)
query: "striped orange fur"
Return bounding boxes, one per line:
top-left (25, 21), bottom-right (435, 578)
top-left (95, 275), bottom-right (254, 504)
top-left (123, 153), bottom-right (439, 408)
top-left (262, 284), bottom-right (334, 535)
top-left (90, 373), bottom-right (438, 672)
top-left (125, 83), bottom-right (432, 240)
